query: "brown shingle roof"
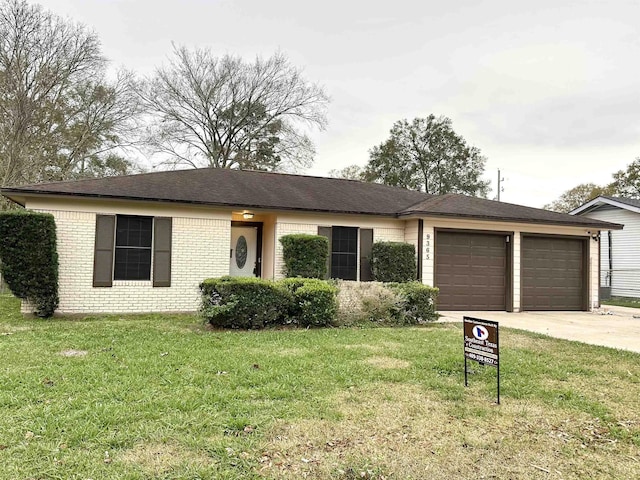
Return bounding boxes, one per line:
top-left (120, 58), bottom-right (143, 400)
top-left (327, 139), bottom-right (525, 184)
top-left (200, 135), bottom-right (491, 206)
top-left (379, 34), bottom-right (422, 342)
top-left (401, 193), bottom-right (622, 228)
top-left (2, 168), bottom-right (430, 216)
top-left (1, 168), bottom-right (622, 229)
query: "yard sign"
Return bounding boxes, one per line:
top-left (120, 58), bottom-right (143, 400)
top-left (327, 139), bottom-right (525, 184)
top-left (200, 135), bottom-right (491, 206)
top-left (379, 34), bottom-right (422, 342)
top-left (463, 316), bottom-right (500, 404)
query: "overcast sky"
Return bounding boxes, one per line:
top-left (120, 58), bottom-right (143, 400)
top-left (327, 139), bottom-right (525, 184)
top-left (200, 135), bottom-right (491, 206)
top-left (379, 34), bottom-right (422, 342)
top-left (39, 0), bottom-right (640, 208)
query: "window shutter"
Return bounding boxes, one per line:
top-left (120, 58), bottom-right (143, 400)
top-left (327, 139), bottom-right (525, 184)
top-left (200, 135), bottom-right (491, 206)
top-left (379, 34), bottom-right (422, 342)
top-left (317, 226), bottom-right (332, 280)
top-left (93, 215), bottom-right (115, 287)
top-left (153, 217), bottom-right (172, 287)
top-left (359, 228), bottom-right (374, 281)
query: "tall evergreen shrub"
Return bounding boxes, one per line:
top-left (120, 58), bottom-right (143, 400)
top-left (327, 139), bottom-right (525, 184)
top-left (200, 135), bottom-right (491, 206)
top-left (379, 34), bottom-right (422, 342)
top-left (0, 211), bottom-right (59, 317)
top-left (370, 241), bottom-right (416, 282)
top-left (279, 234), bottom-right (328, 278)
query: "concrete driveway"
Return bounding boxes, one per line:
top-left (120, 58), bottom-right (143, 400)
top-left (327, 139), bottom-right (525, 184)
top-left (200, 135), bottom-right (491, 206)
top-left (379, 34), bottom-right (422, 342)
top-left (438, 306), bottom-right (640, 353)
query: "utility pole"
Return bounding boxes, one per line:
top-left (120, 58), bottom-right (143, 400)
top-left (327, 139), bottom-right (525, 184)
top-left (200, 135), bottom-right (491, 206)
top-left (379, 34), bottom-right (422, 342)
top-left (497, 169), bottom-right (504, 201)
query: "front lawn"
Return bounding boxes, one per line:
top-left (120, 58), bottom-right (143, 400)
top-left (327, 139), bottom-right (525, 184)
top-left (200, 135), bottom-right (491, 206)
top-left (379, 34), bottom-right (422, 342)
top-left (0, 295), bottom-right (638, 479)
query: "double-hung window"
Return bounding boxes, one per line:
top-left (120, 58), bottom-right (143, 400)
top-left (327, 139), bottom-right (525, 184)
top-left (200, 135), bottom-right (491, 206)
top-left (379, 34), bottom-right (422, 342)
top-left (318, 226), bottom-right (374, 282)
top-left (331, 226), bottom-right (358, 280)
top-left (114, 215), bottom-right (153, 281)
top-left (93, 214), bottom-right (172, 287)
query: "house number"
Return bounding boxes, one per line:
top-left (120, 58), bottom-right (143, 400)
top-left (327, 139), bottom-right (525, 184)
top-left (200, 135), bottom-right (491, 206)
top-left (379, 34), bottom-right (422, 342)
top-left (425, 233), bottom-right (431, 260)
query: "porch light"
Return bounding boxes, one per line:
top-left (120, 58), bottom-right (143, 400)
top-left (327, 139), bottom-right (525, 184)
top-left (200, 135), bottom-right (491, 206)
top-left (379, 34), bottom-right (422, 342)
top-left (243, 212), bottom-right (254, 219)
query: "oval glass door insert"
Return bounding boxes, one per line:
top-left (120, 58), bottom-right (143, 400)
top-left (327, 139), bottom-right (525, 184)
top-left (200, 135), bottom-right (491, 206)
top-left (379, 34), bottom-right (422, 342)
top-left (236, 236), bottom-right (248, 268)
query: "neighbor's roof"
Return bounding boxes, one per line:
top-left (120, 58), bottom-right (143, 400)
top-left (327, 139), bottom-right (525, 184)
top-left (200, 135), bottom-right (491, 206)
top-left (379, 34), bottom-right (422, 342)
top-left (570, 196), bottom-right (640, 216)
top-left (1, 168), bottom-right (622, 229)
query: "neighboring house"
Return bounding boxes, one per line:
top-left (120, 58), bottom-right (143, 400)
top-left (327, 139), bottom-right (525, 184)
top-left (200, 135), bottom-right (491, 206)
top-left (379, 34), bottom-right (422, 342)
top-left (571, 196), bottom-right (639, 299)
top-left (1, 169), bottom-right (621, 314)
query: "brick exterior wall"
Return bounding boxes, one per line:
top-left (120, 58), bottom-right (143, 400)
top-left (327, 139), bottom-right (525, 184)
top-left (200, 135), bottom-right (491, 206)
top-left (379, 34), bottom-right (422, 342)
top-left (21, 196), bottom-right (599, 314)
top-left (30, 206), bottom-right (230, 314)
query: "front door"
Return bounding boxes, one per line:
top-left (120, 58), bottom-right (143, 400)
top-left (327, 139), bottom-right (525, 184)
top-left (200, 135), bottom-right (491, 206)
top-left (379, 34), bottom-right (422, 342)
top-left (230, 226), bottom-right (259, 277)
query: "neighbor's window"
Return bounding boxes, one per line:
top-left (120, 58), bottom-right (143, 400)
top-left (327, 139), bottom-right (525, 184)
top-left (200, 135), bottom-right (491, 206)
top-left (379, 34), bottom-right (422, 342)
top-left (114, 215), bottom-right (153, 280)
top-left (331, 226), bottom-right (358, 280)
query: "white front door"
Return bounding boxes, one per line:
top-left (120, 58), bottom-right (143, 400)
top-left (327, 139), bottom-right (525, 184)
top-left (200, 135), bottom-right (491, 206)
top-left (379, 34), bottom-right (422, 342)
top-left (230, 226), bottom-right (258, 277)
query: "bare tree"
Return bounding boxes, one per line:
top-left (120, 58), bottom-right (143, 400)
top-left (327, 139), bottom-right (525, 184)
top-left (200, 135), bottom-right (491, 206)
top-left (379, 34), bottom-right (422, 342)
top-left (137, 46), bottom-right (329, 171)
top-left (0, 0), bottom-right (142, 191)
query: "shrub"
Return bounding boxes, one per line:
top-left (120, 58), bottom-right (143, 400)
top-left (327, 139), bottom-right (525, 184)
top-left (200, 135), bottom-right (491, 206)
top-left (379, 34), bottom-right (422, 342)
top-left (0, 211), bottom-right (59, 317)
top-left (279, 277), bottom-right (338, 327)
top-left (280, 234), bottom-right (328, 278)
top-left (200, 277), bottom-right (291, 329)
top-left (293, 279), bottom-right (338, 327)
top-left (335, 280), bottom-right (403, 326)
top-left (335, 280), bottom-right (438, 326)
top-left (387, 282), bottom-right (439, 323)
top-left (370, 242), bottom-right (416, 282)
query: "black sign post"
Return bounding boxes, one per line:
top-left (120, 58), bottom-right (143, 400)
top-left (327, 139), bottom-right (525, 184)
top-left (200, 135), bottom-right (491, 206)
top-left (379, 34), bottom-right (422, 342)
top-left (463, 316), bottom-right (500, 404)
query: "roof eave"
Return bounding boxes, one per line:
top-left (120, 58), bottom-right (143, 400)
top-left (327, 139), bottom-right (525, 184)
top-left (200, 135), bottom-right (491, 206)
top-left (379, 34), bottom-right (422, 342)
top-left (1, 189), bottom-right (401, 218)
top-left (570, 196), bottom-right (640, 215)
top-left (399, 210), bottom-right (624, 230)
top-left (4, 188), bottom-right (623, 229)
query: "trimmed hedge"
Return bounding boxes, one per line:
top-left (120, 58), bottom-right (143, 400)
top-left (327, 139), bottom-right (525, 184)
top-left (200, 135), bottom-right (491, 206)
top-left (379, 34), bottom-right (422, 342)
top-left (0, 211), bottom-right (59, 317)
top-left (200, 277), bottom-right (291, 329)
top-left (387, 282), bottom-right (439, 324)
top-left (370, 242), bottom-right (416, 282)
top-left (279, 234), bottom-right (328, 279)
top-left (200, 276), bottom-right (338, 329)
top-left (200, 277), bottom-right (432, 330)
top-left (281, 277), bottom-right (338, 327)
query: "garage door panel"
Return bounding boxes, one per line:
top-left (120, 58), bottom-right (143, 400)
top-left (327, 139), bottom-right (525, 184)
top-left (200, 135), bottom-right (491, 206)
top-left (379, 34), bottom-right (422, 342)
top-left (521, 236), bottom-right (586, 311)
top-left (436, 231), bottom-right (508, 310)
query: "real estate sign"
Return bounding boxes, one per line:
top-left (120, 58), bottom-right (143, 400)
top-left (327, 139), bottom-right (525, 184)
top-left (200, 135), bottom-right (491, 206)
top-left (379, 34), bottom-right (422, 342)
top-left (463, 316), bottom-right (500, 404)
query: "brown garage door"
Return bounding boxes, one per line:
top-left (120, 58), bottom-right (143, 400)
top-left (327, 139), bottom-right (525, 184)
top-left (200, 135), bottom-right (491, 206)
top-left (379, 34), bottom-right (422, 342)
top-left (435, 231), bottom-right (509, 310)
top-left (521, 236), bottom-right (586, 311)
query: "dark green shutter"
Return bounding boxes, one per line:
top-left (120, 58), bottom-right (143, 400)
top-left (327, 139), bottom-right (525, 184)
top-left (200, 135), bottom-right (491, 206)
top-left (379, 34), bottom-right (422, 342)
top-left (93, 215), bottom-right (115, 287)
top-left (359, 228), bottom-right (374, 281)
top-left (318, 226), bottom-right (332, 279)
top-left (153, 217), bottom-right (172, 287)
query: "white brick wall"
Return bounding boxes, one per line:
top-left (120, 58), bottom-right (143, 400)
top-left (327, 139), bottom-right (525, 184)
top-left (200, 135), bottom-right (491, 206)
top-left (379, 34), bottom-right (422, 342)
top-left (374, 226), bottom-right (405, 242)
top-left (32, 208), bottom-right (231, 314)
top-left (22, 196), bottom-right (599, 314)
top-left (404, 220), bottom-right (419, 252)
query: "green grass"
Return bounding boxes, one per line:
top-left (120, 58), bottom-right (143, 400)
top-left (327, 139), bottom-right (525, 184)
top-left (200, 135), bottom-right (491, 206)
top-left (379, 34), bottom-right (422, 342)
top-left (0, 294), bottom-right (639, 479)
top-left (602, 296), bottom-right (640, 308)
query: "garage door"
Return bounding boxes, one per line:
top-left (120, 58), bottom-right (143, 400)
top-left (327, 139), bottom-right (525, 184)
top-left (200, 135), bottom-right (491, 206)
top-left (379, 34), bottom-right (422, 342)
top-left (521, 236), bottom-right (586, 311)
top-left (435, 231), bottom-right (509, 310)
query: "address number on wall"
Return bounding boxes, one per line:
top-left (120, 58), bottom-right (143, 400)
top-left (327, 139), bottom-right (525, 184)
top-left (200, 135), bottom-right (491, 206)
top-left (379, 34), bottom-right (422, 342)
top-left (425, 233), bottom-right (431, 260)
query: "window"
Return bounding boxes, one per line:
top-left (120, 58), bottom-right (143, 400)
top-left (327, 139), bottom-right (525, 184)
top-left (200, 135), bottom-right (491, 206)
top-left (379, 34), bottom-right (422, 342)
top-left (94, 215), bottom-right (172, 287)
top-left (114, 215), bottom-right (153, 280)
top-left (331, 226), bottom-right (358, 280)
